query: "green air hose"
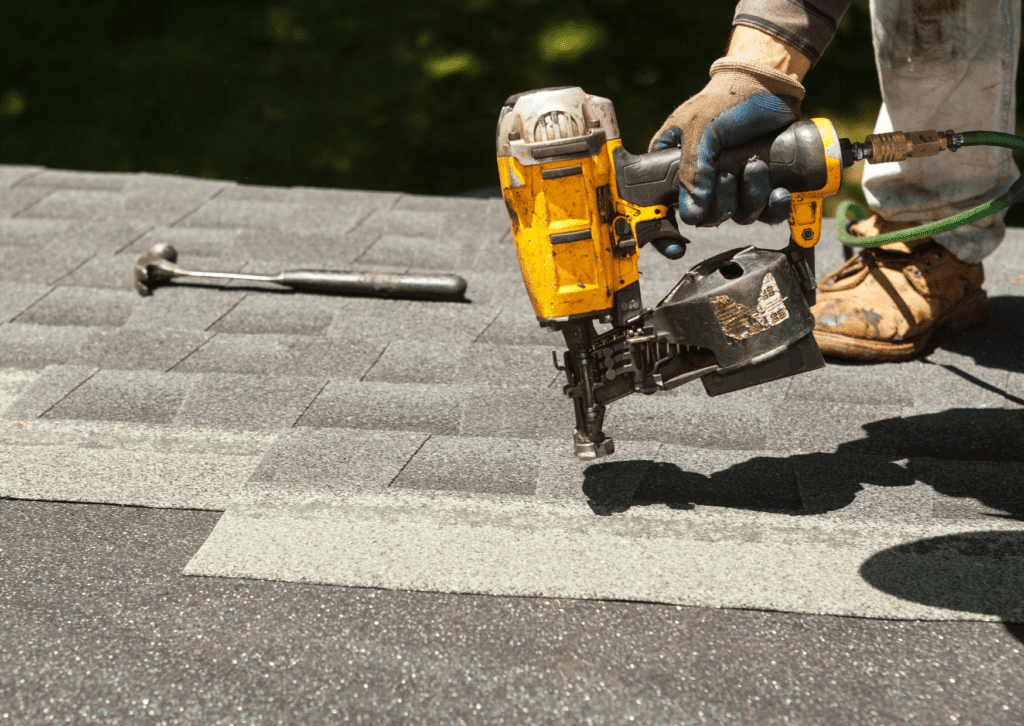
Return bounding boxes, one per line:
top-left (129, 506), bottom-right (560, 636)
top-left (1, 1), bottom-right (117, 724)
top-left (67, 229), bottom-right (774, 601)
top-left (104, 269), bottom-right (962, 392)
top-left (837, 130), bottom-right (1024, 248)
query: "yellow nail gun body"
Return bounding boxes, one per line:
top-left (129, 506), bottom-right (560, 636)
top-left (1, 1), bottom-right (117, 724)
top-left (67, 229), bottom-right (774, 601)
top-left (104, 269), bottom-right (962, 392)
top-left (497, 87), bottom-right (846, 460)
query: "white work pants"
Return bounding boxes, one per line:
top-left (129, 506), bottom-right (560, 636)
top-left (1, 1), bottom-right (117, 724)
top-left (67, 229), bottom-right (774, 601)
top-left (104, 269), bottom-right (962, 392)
top-left (863, 0), bottom-right (1021, 264)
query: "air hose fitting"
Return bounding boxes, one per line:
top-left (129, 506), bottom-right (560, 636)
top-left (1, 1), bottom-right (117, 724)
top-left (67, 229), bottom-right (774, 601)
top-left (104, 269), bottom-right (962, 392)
top-left (837, 130), bottom-right (1024, 248)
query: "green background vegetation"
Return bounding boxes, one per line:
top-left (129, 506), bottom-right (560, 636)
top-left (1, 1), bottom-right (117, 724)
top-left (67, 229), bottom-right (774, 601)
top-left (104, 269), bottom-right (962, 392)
top-left (1, 0), bottom-right (1021, 223)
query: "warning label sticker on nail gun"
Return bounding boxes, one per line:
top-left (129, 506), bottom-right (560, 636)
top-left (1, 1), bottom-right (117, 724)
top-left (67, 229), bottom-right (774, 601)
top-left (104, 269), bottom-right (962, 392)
top-left (710, 273), bottom-right (789, 340)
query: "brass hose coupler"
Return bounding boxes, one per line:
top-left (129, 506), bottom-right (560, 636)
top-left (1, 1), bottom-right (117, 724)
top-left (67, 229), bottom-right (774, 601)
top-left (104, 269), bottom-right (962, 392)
top-left (863, 129), bottom-right (948, 163)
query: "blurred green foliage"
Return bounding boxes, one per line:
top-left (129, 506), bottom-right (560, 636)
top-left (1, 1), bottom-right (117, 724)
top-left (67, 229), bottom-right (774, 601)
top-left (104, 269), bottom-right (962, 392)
top-left (0, 0), bottom-right (1021, 223)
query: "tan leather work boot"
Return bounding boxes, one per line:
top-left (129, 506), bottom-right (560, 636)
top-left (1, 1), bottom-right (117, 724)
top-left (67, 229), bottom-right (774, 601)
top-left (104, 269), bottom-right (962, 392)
top-left (812, 215), bottom-right (988, 361)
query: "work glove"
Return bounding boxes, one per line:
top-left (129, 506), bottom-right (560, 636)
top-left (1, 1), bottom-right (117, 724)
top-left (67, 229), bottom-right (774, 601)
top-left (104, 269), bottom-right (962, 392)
top-left (649, 58), bottom-right (806, 257)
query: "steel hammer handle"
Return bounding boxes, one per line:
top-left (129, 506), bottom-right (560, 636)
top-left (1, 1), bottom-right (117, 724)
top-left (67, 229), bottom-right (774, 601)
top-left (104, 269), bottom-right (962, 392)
top-left (276, 270), bottom-right (467, 301)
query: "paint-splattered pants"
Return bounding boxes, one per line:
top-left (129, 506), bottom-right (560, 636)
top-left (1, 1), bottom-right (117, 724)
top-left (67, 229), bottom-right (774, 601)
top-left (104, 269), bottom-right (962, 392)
top-left (863, 0), bottom-right (1021, 264)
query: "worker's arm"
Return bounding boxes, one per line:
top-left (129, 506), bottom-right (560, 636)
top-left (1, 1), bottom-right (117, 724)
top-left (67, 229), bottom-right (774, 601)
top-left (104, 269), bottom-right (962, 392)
top-left (648, 1), bottom-right (850, 255)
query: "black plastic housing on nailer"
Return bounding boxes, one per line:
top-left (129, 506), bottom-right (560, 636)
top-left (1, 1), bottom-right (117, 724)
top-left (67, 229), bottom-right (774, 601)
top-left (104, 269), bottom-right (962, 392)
top-left (650, 246), bottom-right (824, 395)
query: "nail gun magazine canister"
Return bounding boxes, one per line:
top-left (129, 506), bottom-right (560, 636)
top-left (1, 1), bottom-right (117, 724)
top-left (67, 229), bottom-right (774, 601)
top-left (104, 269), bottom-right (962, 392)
top-left (496, 87), bottom-right (648, 327)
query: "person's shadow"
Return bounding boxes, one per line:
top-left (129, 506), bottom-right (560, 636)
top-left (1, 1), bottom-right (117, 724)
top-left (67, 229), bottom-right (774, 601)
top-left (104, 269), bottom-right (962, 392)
top-left (581, 295), bottom-right (1024, 641)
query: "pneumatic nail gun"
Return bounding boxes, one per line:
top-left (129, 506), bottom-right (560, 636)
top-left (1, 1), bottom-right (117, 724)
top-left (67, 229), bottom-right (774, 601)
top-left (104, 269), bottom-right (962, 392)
top-left (496, 86), bottom-right (850, 460)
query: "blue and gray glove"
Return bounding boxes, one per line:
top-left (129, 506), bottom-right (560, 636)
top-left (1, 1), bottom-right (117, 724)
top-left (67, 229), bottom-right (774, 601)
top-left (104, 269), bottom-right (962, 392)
top-left (649, 58), bottom-right (806, 256)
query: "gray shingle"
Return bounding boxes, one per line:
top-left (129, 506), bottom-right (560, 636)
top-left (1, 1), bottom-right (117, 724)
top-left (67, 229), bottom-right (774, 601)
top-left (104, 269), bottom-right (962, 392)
top-left (362, 341), bottom-right (560, 387)
top-left (791, 452), bottom-right (904, 515)
top-left (391, 435), bottom-right (539, 495)
top-left (904, 354), bottom-right (1015, 409)
top-left (18, 185), bottom-right (227, 227)
top-left (172, 373), bottom-right (326, 431)
top-left (465, 230), bottom-right (519, 274)
top-left (0, 324), bottom-right (95, 368)
top-left (391, 194), bottom-right (491, 213)
top-left (533, 438), bottom-right (663, 500)
top-left (177, 198), bottom-right (369, 236)
top-left (0, 218), bottom-right (151, 255)
top-left (349, 208), bottom-right (447, 239)
top-left (643, 444), bottom-right (802, 511)
top-left (608, 390), bottom-right (773, 450)
top-left (472, 306), bottom-right (556, 346)
top-left (786, 360), bottom-right (914, 406)
top-left (296, 380), bottom-right (464, 435)
top-left (452, 343), bottom-right (564, 388)
top-left (0, 364), bottom-right (97, 420)
top-left (457, 270), bottom-right (528, 307)
top-left (122, 226), bottom-right (243, 259)
top-left (0, 284), bottom-right (50, 323)
top-left (215, 185), bottom-right (290, 203)
top-left (170, 332), bottom-right (385, 378)
top-left (208, 293), bottom-right (342, 336)
top-left (318, 297), bottom-right (409, 345)
top-left (355, 234), bottom-right (477, 271)
top-left (440, 207), bottom-right (515, 244)
top-left (333, 300), bottom-right (499, 346)
top-left (13, 286), bottom-right (139, 327)
top-left (16, 169), bottom-right (131, 190)
top-left (124, 287), bottom-right (246, 331)
top-left (247, 427), bottom-right (428, 492)
top-left (0, 218), bottom-right (73, 247)
top-left (232, 228), bottom-right (372, 268)
top-left (0, 245), bottom-right (97, 286)
top-left (72, 327), bottom-right (211, 371)
top-left (285, 187), bottom-right (400, 209)
top-left (924, 459), bottom-right (1024, 519)
top-left (0, 165), bottom-right (44, 189)
top-left (0, 187), bottom-right (53, 219)
top-left (57, 252), bottom-right (163, 291)
top-left (42, 368), bottom-right (193, 424)
top-left (763, 400), bottom-right (905, 456)
top-left (882, 405), bottom-right (1024, 462)
top-left (458, 384), bottom-right (572, 440)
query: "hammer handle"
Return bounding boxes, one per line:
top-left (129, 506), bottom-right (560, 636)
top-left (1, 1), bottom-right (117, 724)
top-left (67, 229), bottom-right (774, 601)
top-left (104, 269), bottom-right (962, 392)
top-left (274, 270), bottom-right (467, 301)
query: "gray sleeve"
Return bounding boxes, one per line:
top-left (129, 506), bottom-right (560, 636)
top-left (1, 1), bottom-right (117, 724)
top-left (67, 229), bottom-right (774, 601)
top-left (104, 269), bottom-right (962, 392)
top-left (733, 0), bottom-right (853, 65)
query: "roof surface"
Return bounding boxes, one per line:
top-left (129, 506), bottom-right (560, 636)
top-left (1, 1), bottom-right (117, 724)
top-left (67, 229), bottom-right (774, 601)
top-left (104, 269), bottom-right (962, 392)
top-left (0, 164), bottom-right (1022, 626)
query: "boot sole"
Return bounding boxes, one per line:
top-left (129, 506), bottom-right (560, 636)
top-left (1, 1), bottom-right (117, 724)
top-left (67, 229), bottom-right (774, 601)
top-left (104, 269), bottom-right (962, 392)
top-left (813, 289), bottom-right (988, 363)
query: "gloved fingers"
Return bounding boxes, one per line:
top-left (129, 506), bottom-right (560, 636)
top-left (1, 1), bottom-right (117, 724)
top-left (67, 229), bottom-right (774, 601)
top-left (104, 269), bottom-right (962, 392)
top-left (758, 187), bottom-right (792, 225)
top-left (733, 160), bottom-right (771, 225)
top-left (650, 237), bottom-right (686, 260)
top-left (677, 128), bottom-right (721, 225)
top-left (650, 125), bottom-right (682, 151)
top-left (703, 169), bottom-right (738, 226)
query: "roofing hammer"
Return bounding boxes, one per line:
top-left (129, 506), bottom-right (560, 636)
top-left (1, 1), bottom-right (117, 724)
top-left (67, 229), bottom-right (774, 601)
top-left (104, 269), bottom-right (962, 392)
top-left (134, 243), bottom-right (468, 301)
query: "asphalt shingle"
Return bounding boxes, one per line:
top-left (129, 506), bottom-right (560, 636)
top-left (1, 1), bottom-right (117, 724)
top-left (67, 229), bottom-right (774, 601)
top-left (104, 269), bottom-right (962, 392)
top-left (170, 332), bottom-right (385, 378)
top-left (247, 427), bottom-right (428, 493)
top-left (0, 284), bottom-right (50, 323)
top-left (0, 187), bottom-right (53, 218)
top-left (13, 286), bottom-right (140, 327)
top-left (295, 380), bottom-right (464, 435)
top-left (178, 198), bottom-right (369, 236)
top-left (42, 368), bottom-right (193, 424)
top-left (0, 323), bottom-right (96, 368)
top-left (208, 293), bottom-right (342, 336)
top-left (457, 384), bottom-right (573, 440)
top-left (72, 327), bottom-right (212, 371)
top-left (0, 164), bottom-right (44, 188)
top-left (16, 169), bottom-right (132, 190)
top-left (172, 373), bottom-right (327, 431)
top-left (391, 435), bottom-right (539, 495)
top-left (644, 444), bottom-right (803, 511)
top-left (0, 364), bottom-right (96, 421)
top-left (124, 287), bottom-right (246, 331)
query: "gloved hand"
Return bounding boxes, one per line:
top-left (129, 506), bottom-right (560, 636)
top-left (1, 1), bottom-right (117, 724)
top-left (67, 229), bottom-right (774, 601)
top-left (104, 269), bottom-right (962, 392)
top-left (649, 58), bottom-right (806, 251)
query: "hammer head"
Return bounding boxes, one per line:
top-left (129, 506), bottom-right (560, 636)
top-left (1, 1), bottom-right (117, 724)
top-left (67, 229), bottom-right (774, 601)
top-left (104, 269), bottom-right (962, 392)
top-left (134, 243), bottom-right (179, 296)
